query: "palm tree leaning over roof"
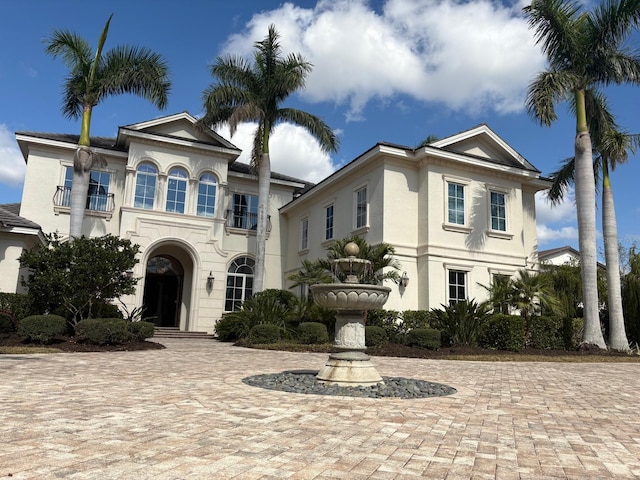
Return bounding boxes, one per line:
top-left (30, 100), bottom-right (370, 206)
top-left (45, 14), bottom-right (171, 239)
top-left (547, 90), bottom-right (639, 350)
top-left (523, 0), bottom-right (640, 348)
top-left (199, 24), bottom-right (338, 293)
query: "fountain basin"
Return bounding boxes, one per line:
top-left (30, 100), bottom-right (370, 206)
top-left (310, 284), bottom-right (391, 310)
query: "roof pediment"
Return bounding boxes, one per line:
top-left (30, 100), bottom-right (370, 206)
top-left (118, 111), bottom-right (239, 152)
top-left (428, 124), bottom-right (539, 172)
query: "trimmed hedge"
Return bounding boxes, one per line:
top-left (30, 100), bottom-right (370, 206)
top-left (128, 321), bottom-right (155, 342)
top-left (405, 328), bottom-right (441, 349)
top-left (297, 322), bottom-right (329, 344)
top-left (401, 310), bottom-right (431, 331)
top-left (249, 324), bottom-right (281, 344)
top-left (365, 325), bottom-right (387, 347)
top-left (0, 314), bottom-right (14, 334)
top-left (76, 318), bottom-right (129, 345)
top-left (18, 314), bottom-right (67, 344)
top-left (214, 315), bottom-right (240, 342)
top-left (529, 316), bottom-right (564, 349)
top-left (479, 314), bottom-right (526, 352)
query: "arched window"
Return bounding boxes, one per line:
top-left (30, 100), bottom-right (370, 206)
top-left (225, 256), bottom-right (255, 311)
top-left (197, 173), bottom-right (217, 217)
top-left (166, 167), bottom-right (188, 214)
top-left (134, 163), bottom-right (157, 209)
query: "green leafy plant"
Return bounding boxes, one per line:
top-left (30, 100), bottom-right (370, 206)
top-left (430, 300), bottom-right (490, 347)
top-left (249, 324), bottom-right (281, 344)
top-left (405, 328), bottom-right (441, 350)
top-left (297, 322), bottom-right (329, 344)
top-left (479, 314), bottom-right (526, 352)
top-left (76, 318), bottom-right (129, 345)
top-left (529, 316), bottom-right (564, 349)
top-left (17, 315), bottom-right (67, 344)
top-left (128, 321), bottom-right (155, 342)
top-left (365, 325), bottom-right (388, 347)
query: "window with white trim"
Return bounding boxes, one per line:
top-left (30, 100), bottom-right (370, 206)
top-left (355, 186), bottom-right (367, 229)
top-left (325, 204), bottom-right (334, 240)
top-left (447, 182), bottom-right (465, 225)
top-left (62, 166), bottom-right (112, 212)
top-left (134, 163), bottom-right (157, 209)
top-left (225, 256), bottom-right (254, 311)
top-left (300, 217), bottom-right (309, 250)
top-left (448, 270), bottom-right (467, 304)
top-left (231, 193), bottom-right (259, 229)
top-left (490, 191), bottom-right (506, 232)
top-left (166, 167), bottom-right (188, 214)
top-left (197, 173), bottom-right (217, 217)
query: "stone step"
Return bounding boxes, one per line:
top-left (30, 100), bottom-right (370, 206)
top-left (152, 327), bottom-right (216, 340)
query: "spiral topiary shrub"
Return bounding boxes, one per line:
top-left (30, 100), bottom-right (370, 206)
top-left (365, 325), bottom-right (388, 347)
top-left (17, 314), bottom-right (67, 344)
top-left (76, 318), bottom-right (129, 345)
top-left (128, 321), bottom-right (155, 341)
top-left (405, 328), bottom-right (441, 349)
top-left (249, 324), bottom-right (281, 344)
top-left (297, 322), bottom-right (329, 344)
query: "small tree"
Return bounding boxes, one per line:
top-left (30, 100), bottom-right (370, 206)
top-left (19, 234), bottom-right (140, 328)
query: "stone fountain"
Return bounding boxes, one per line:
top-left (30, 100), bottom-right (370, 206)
top-left (309, 242), bottom-right (391, 387)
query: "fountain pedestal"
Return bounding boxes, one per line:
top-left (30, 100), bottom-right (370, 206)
top-left (310, 282), bottom-right (391, 387)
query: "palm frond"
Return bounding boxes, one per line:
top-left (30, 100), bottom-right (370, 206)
top-left (588, 0), bottom-right (640, 56)
top-left (547, 156), bottom-right (576, 204)
top-left (525, 70), bottom-right (574, 125)
top-left (278, 108), bottom-right (339, 153)
top-left (43, 30), bottom-right (93, 70)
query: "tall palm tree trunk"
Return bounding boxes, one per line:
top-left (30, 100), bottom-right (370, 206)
top-left (69, 107), bottom-right (94, 239)
top-left (574, 90), bottom-right (607, 348)
top-left (602, 161), bottom-right (628, 350)
top-left (254, 151), bottom-right (271, 293)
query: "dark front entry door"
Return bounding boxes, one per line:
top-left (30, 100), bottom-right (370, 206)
top-left (143, 255), bottom-right (184, 328)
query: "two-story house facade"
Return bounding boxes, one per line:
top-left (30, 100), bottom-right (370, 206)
top-left (4, 114), bottom-right (550, 332)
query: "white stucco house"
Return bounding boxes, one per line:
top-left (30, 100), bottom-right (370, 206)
top-left (3, 112), bottom-right (550, 332)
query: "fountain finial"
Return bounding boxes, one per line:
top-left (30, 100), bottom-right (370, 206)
top-left (344, 241), bottom-right (359, 258)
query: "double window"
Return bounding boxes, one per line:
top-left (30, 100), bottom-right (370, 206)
top-left (60, 167), bottom-right (112, 212)
top-left (197, 173), bottom-right (217, 217)
top-left (231, 193), bottom-right (259, 229)
top-left (134, 163), bottom-right (157, 209)
top-left (447, 182), bottom-right (465, 225)
top-left (490, 191), bottom-right (506, 232)
top-left (225, 256), bottom-right (254, 311)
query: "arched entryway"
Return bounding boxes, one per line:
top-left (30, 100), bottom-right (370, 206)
top-left (143, 255), bottom-right (184, 327)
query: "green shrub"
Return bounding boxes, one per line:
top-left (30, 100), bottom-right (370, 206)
top-left (0, 292), bottom-right (32, 330)
top-left (76, 318), bottom-right (129, 345)
top-left (365, 325), bottom-right (388, 347)
top-left (564, 317), bottom-right (584, 349)
top-left (479, 314), bottom-right (526, 352)
top-left (224, 290), bottom-right (296, 340)
top-left (297, 322), bottom-right (329, 344)
top-left (249, 324), bottom-right (281, 344)
top-left (214, 315), bottom-right (241, 342)
top-left (128, 321), bottom-right (155, 341)
top-left (430, 300), bottom-right (490, 346)
top-left (401, 310), bottom-right (431, 331)
top-left (367, 309), bottom-right (402, 339)
top-left (405, 328), bottom-right (441, 349)
top-left (529, 316), bottom-right (564, 349)
top-left (0, 313), bottom-right (14, 334)
top-left (17, 314), bottom-right (67, 344)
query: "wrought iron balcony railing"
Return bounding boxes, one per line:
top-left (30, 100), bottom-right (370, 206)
top-left (225, 210), bottom-right (271, 232)
top-left (53, 186), bottom-right (115, 213)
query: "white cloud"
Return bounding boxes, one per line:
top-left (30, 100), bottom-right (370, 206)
top-left (215, 122), bottom-right (335, 183)
top-left (0, 124), bottom-right (25, 187)
top-left (535, 188), bottom-right (579, 246)
top-left (537, 224), bottom-right (579, 244)
top-left (221, 0), bottom-right (545, 120)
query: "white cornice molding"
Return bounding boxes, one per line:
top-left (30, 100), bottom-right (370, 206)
top-left (118, 129), bottom-right (240, 159)
top-left (15, 134), bottom-right (128, 160)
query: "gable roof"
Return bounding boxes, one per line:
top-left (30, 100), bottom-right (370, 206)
top-left (0, 203), bottom-right (41, 230)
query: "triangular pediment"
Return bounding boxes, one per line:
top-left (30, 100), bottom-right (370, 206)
top-left (430, 124), bottom-right (538, 172)
top-left (120, 111), bottom-right (239, 150)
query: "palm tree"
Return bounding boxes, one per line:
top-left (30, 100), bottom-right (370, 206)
top-left (45, 15), bottom-right (171, 239)
top-left (523, 0), bottom-right (640, 348)
top-left (548, 95), bottom-right (639, 350)
top-left (509, 269), bottom-right (561, 334)
top-left (200, 25), bottom-right (338, 293)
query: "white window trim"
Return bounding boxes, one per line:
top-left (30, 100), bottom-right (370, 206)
top-left (353, 184), bottom-right (369, 233)
top-left (486, 184), bottom-right (514, 239)
top-left (444, 263), bottom-right (472, 304)
top-left (165, 167), bottom-right (188, 214)
top-left (442, 175), bottom-right (471, 233)
top-left (299, 216), bottom-right (309, 254)
top-left (324, 202), bottom-right (335, 241)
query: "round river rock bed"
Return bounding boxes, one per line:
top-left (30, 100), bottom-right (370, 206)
top-left (242, 370), bottom-right (457, 399)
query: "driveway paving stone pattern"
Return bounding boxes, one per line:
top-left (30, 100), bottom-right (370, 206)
top-left (1, 338), bottom-right (640, 479)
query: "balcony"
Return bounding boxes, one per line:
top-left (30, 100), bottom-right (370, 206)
top-left (53, 186), bottom-right (115, 213)
top-left (225, 209), bottom-right (271, 233)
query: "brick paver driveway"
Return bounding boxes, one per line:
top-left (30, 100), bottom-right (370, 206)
top-left (1, 338), bottom-right (640, 479)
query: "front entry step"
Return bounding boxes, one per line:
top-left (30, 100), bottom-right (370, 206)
top-left (153, 327), bottom-right (216, 339)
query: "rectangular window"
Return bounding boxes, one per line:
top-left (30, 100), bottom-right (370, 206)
top-left (325, 205), bottom-right (334, 240)
top-left (301, 217), bottom-right (309, 250)
top-left (232, 193), bottom-right (259, 229)
top-left (448, 270), bottom-right (467, 304)
top-left (63, 166), bottom-right (111, 212)
top-left (490, 191), bottom-right (506, 231)
top-left (447, 182), bottom-right (465, 225)
top-left (355, 187), bottom-right (367, 229)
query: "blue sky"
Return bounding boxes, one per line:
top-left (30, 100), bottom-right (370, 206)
top-left (1, 0), bottom-right (640, 255)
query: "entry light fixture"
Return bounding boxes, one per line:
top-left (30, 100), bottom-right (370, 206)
top-left (400, 271), bottom-right (409, 288)
top-left (207, 271), bottom-right (215, 288)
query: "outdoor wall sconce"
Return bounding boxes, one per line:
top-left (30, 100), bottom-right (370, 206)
top-left (207, 271), bottom-right (215, 289)
top-left (400, 271), bottom-right (409, 288)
